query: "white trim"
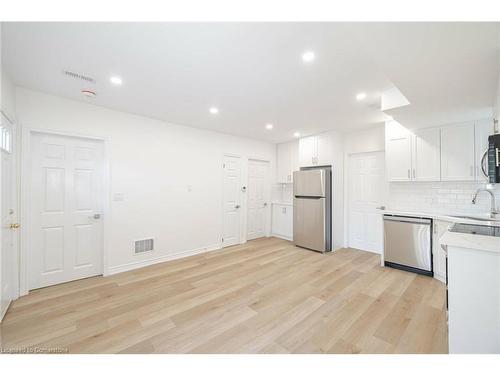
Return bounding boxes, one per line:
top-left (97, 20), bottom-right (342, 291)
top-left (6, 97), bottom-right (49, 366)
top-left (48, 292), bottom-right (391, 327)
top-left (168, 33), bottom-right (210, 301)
top-left (20, 128), bottom-right (111, 295)
top-left (1, 110), bottom-right (15, 125)
top-left (434, 272), bottom-right (446, 284)
top-left (271, 234), bottom-right (293, 241)
top-left (106, 243), bottom-right (222, 276)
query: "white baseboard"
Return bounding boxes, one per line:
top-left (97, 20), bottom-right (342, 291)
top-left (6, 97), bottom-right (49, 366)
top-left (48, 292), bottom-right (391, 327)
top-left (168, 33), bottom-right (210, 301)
top-left (105, 243), bottom-right (222, 276)
top-left (271, 233), bottom-right (293, 241)
top-left (434, 272), bottom-right (446, 284)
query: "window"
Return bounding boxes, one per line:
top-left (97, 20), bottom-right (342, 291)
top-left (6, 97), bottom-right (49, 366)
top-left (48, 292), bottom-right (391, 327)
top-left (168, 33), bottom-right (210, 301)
top-left (1, 126), bottom-right (12, 153)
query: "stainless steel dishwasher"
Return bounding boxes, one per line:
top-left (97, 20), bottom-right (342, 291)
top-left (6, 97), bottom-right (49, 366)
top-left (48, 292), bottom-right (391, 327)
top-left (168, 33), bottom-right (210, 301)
top-left (383, 215), bottom-right (433, 276)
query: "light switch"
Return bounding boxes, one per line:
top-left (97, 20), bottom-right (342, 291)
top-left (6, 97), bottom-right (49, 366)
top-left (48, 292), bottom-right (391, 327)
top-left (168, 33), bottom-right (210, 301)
top-left (113, 193), bottom-right (124, 202)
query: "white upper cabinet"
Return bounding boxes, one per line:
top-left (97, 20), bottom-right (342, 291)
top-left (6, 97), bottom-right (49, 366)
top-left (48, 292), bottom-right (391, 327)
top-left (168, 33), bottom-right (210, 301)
top-left (441, 122), bottom-right (475, 181)
top-left (385, 119), bottom-right (493, 183)
top-left (385, 122), bottom-right (412, 181)
top-left (276, 140), bottom-right (299, 183)
top-left (474, 119), bottom-right (494, 182)
top-left (413, 127), bottom-right (441, 181)
top-left (299, 136), bottom-right (318, 167)
top-left (299, 133), bottom-right (332, 167)
top-left (316, 132), bottom-right (333, 166)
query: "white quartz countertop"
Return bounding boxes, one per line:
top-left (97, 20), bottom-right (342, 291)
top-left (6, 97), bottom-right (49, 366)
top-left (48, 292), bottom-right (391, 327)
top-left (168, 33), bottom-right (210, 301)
top-left (440, 231), bottom-right (500, 254)
top-left (380, 209), bottom-right (500, 227)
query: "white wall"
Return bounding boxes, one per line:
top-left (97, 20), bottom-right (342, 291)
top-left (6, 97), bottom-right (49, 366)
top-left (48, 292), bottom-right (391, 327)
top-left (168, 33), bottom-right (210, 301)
top-left (1, 26), bottom-right (16, 121)
top-left (16, 88), bottom-right (276, 274)
top-left (329, 130), bottom-right (345, 250)
top-left (344, 126), bottom-right (385, 154)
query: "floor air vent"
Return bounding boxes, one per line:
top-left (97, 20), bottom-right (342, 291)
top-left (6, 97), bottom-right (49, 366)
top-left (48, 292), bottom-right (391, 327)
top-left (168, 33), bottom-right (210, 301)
top-left (135, 238), bottom-right (154, 254)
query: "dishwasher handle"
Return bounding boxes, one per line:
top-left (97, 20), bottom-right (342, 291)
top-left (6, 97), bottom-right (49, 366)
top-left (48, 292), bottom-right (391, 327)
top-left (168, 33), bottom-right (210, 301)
top-left (383, 215), bottom-right (432, 225)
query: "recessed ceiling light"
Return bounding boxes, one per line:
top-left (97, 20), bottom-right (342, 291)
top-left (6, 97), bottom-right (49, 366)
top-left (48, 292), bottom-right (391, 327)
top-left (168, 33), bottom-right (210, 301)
top-left (293, 132), bottom-right (301, 138)
top-left (81, 89), bottom-right (96, 98)
top-left (302, 51), bottom-right (315, 63)
top-left (356, 92), bottom-right (367, 101)
top-left (110, 76), bottom-right (123, 85)
top-left (265, 123), bottom-right (273, 130)
top-left (209, 107), bottom-right (219, 114)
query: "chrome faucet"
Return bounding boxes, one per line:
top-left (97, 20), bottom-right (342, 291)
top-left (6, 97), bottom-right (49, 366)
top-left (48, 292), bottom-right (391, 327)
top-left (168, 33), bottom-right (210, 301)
top-left (471, 189), bottom-right (498, 218)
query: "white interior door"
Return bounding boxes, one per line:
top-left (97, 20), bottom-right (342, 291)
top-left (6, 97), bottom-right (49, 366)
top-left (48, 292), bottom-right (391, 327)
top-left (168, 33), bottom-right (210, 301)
top-left (348, 152), bottom-right (387, 254)
top-left (29, 132), bottom-right (104, 290)
top-left (222, 155), bottom-right (242, 247)
top-left (1, 118), bottom-right (18, 321)
top-left (247, 159), bottom-right (269, 240)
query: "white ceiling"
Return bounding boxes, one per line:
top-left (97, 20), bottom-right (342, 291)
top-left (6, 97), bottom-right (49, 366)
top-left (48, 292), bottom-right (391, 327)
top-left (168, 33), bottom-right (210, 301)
top-left (2, 22), bottom-right (500, 142)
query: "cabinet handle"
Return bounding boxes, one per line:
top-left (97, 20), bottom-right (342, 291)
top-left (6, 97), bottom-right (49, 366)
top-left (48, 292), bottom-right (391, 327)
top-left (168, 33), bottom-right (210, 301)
top-left (412, 169), bottom-right (416, 179)
top-left (407, 169), bottom-right (410, 179)
top-left (282, 207), bottom-right (286, 214)
top-left (470, 166), bottom-right (473, 177)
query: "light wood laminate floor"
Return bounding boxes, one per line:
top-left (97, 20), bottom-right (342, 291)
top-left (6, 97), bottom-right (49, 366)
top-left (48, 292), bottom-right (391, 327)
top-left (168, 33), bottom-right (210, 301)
top-left (0, 237), bottom-right (448, 354)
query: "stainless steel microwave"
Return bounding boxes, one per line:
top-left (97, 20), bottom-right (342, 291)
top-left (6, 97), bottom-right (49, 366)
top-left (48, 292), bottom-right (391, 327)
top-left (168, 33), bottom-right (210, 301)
top-left (481, 133), bottom-right (500, 183)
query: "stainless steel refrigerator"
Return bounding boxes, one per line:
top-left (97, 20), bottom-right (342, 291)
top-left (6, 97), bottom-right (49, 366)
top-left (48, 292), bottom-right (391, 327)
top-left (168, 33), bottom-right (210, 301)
top-left (293, 167), bottom-right (332, 253)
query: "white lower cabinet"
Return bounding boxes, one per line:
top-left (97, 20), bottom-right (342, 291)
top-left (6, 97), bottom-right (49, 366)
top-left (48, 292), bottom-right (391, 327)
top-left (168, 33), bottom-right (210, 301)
top-left (271, 203), bottom-right (293, 240)
top-left (447, 245), bottom-right (500, 353)
top-left (432, 220), bottom-right (450, 283)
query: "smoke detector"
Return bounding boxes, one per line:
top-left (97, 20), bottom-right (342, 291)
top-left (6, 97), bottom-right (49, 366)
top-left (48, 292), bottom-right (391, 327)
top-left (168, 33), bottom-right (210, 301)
top-left (81, 90), bottom-right (96, 98)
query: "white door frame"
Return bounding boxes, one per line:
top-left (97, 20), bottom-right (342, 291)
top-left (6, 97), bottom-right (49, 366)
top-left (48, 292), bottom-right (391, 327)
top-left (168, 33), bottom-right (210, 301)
top-left (1, 111), bottom-right (19, 320)
top-left (246, 158), bottom-right (271, 241)
top-left (343, 150), bottom-right (387, 250)
top-left (20, 128), bottom-right (111, 296)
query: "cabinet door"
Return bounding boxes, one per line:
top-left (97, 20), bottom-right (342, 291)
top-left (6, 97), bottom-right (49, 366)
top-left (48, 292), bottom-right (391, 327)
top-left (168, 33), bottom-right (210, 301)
top-left (432, 220), bottom-right (450, 283)
top-left (441, 123), bottom-right (475, 181)
top-left (385, 122), bottom-right (412, 181)
top-left (316, 133), bottom-right (332, 166)
top-left (299, 136), bottom-right (318, 167)
top-left (271, 204), bottom-right (293, 239)
top-left (474, 119), bottom-right (493, 182)
top-left (413, 128), bottom-right (441, 181)
top-left (276, 142), bottom-right (291, 183)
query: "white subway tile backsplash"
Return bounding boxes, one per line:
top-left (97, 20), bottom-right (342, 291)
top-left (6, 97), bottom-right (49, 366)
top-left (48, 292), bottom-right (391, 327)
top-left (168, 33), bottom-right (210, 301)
top-left (388, 182), bottom-right (500, 214)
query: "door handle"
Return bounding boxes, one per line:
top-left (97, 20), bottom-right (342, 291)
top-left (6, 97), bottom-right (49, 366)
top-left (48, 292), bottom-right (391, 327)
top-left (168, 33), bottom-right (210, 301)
top-left (9, 223), bottom-right (20, 229)
top-left (235, 205), bottom-right (240, 209)
top-left (263, 202), bottom-right (268, 207)
top-left (89, 214), bottom-right (101, 219)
